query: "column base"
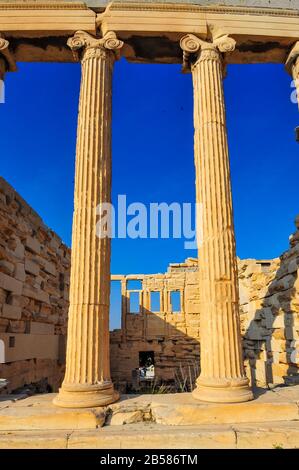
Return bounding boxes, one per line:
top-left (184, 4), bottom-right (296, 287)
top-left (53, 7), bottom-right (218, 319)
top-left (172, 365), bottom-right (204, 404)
top-left (192, 376), bottom-right (253, 404)
top-left (53, 382), bottom-right (119, 409)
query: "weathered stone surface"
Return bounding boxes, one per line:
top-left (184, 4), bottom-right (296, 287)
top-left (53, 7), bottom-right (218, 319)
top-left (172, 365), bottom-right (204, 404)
top-left (68, 424), bottom-right (236, 449)
top-left (1, 420), bottom-right (299, 449)
top-left (0, 394), bottom-right (105, 430)
top-left (0, 430), bottom-right (68, 449)
top-left (150, 390), bottom-right (299, 426)
top-left (234, 421), bottom-right (299, 449)
top-left (109, 410), bottom-right (144, 425)
top-left (0, 177), bottom-right (70, 393)
top-left (0, 273), bottom-right (22, 295)
top-left (0, 391), bottom-right (299, 448)
top-left (1, 304), bottom-right (22, 320)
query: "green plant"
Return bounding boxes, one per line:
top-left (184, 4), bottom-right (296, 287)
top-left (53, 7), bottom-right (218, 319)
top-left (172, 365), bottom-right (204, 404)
top-left (174, 361), bottom-right (200, 392)
top-left (273, 443), bottom-right (284, 449)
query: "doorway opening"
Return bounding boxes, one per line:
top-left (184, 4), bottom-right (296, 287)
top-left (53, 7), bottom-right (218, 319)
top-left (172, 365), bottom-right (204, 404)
top-left (138, 351), bottom-right (155, 381)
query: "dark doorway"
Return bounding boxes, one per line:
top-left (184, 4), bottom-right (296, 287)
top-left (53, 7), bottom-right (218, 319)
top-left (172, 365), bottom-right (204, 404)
top-left (139, 351), bottom-right (155, 368)
top-left (138, 351), bottom-right (155, 381)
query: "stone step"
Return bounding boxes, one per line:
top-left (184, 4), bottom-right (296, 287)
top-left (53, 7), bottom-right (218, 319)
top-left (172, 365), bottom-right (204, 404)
top-left (0, 421), bottom-right (299, 449)
top-left (0, 387), bottom-right (298, 431)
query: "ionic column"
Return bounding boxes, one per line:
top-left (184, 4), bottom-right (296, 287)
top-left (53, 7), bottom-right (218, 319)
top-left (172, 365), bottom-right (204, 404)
top-left (180, 34), bottom-right (253, 403)
top-left (53, 31), bottom-right (123, 408)
top-left (286, 41), bottom-right (299, 110)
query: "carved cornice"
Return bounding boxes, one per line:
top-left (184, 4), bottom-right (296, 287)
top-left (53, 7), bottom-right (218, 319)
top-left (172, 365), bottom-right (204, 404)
top-left (180, 33), bottom-right (236, 73)
top-left (67, 31), bottom-right (123, 62)
top-left (0, 1), bottom-right (87, 9)
top-left (0, 34), bottom-right (17, 75)
top-left (107, 2), bottom-right (299, 18)
top-left (286, 41), bottom-right (299, 79)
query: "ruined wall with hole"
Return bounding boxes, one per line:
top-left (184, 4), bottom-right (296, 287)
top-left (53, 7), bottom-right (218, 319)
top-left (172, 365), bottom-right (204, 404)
top-left (0, 176), bottom-right (298, 394)
top-left (110, 259), bottom-right (201, 390)
top-left (0, 177), bottom-right (70, 393)
top-left (110, 217), bottom-right (299, 390)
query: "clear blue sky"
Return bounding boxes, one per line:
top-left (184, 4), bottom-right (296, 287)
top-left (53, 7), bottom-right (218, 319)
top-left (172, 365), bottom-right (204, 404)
top-left (0, 60), bottom-right (298, 328)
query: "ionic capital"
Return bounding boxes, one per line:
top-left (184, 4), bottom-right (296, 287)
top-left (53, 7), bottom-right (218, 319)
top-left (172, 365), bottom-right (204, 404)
top-left (67, 31), bottom-right (123, 62)
top-left (285, 41), bottom-right (299, 80)
top-left (180, 33), bottom-right (236, 72)
top-left (0, 34), bottom-right (17, 79)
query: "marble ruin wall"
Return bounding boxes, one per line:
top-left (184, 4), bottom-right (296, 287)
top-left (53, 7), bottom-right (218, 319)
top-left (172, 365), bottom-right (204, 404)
top-left (239, 218), bottom-right (299, 387)
top-left (110, 259), bottom-right (201, 390)
top-left (0, 177), bottom-right (70, 393)
top-left (0, 177), bottom-right (298, 393)
top-left (111, 219), bottom-right (299, 390)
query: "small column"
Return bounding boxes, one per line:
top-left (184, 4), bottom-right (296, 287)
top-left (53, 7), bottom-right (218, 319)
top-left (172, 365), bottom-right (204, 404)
top-left (121, 278), bottom-right (127, 342)
top-left (53, 31), bottom-right (123, 408)
top-left (0, 34), bottom-right (17, 88)
top-left (180, 34), bottom-right (253, 403)
top-left (286, 41), bottom-right (299, 110)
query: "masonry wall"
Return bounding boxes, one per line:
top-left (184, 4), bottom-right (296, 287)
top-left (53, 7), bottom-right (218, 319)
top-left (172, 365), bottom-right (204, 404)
top-left (110, 259), bottom-right (201, 389)
top-left (0, 177), bottom-right (70, 393)
top-left (239, 217), bottom-right (299, 387)
top-left (0, 176), bottom-right (298, 394)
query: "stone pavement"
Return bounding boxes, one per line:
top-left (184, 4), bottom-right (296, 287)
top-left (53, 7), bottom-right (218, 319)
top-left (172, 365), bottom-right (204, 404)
top-left (0, 386), bottom-right (298, 448)
top-left (1, 421), bottom-right (299, 449)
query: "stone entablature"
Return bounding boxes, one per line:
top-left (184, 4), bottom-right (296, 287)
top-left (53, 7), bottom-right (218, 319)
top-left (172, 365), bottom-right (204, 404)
top-left (0, 1), bottom-right (298, 64)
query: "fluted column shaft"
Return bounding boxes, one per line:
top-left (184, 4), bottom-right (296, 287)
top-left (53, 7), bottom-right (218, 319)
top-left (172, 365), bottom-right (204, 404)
top-left (181, 34), bottom-right (253, 403)
top-left (54, 31), bottom-right (123, 408)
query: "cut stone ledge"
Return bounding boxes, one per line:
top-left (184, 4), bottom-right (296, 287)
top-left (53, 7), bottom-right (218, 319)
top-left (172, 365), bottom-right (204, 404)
top-left (0, 386), bottom-right (298, 431)
top-left (0, 394), bottom-right (105, 430)
top-left (1, 422), bottom-right (299, 449)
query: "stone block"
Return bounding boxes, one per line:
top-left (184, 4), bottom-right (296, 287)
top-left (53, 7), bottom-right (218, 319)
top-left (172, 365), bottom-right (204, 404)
top-left (8, 320), bottom-right (26, 334)
top-left (25, 237), bottom-right (41, 255)
top-left (43, 261), bottom-right (56, 276)
top-left (13, 240), bottom-right (25, 260)
top-left (0, 272), bottom-right (22, 295)
top-left (14, 263), bottom-right (26, 282)
top-left (1, 304), bottom-right (22, 320)
top-left (0, 318), bottom-right (8, 333)
top-left (150, 390), bottom-right (299, 426)
top-left (285, 326), bottom-right (298, 340)
top-left (28, 322), bottom-right (55, 335)
top-left (25, 259), bottom-right (39, 276)
top-left (235, 422), bottom-right (299, 449)
top-left (0, 394), bottom-right (105, 431)
top-left (22, 286), bottom-right (50, 305)
top-left (273, 328), bottom-right (286, 340)
top-left (0, 287), bottom-right (7, 304)
top-left (0, 260), bottom-right (15, 276)
top-left (109, 410), bottom-right (144, 425)
top-left (267, 338), bottom-right (287, 353)
top-left (0, 333), bottom-right (59, 362)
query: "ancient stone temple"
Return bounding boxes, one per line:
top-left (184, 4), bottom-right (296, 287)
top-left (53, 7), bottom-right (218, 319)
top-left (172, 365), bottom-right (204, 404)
top-left (0, 0), bottom-right (298, 417)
